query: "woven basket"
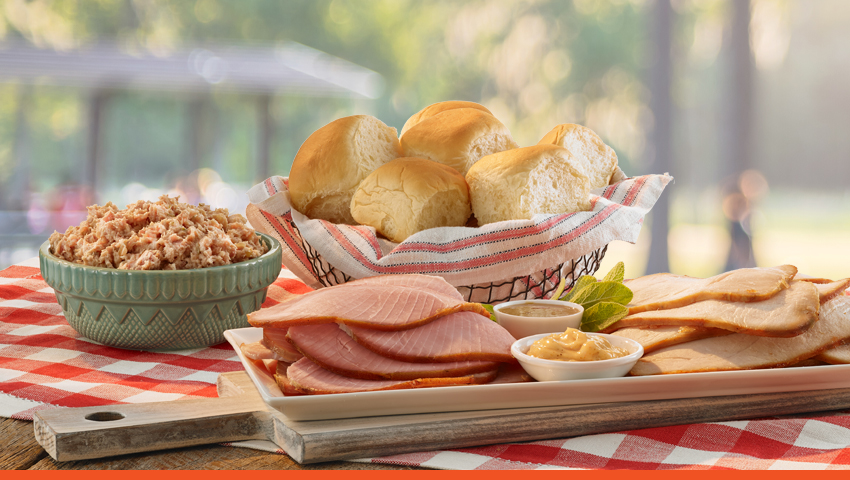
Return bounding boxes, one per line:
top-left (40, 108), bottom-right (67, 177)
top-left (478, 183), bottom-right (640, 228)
top-left (275, 212), bottom-right (607, 304)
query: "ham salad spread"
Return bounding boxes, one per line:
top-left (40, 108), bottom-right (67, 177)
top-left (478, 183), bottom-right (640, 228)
top-left (48, 195), bottom-right (268, 270)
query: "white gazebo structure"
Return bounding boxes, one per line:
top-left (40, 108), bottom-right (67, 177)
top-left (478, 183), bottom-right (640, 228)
top-left (0, 40), bottom-right (383, 186)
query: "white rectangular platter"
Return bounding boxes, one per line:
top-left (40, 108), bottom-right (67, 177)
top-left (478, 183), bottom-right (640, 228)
top-left (225, 327), bottom-right (850, 422)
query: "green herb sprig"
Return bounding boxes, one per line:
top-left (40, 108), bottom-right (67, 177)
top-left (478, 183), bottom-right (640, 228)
top-left (559, 261), bottom-right (633, 332)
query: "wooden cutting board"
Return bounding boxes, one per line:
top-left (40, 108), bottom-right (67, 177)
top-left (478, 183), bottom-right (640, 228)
top-left (32, 371), bottom-right (850, 464)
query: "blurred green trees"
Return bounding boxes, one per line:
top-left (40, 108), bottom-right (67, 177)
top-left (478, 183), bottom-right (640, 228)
top-left (0, 0), bottom-right (653, 191)
top-left (6, 1), bottom-right (849, 277)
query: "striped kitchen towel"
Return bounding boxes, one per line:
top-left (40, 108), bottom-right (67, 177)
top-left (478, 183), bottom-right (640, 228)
top-left (245, 173), bottom-right (673, 302)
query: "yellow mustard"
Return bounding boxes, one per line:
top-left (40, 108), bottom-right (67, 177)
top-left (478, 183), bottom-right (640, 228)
top-left (526, 328), bottom-right (629, 362)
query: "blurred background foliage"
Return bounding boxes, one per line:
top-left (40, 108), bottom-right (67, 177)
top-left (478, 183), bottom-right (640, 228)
top-left (1, 0), bottom-right (849, 280)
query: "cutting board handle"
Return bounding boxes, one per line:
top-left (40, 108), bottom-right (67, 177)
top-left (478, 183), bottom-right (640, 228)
top-left (33, 374), bottom-right (269, 462)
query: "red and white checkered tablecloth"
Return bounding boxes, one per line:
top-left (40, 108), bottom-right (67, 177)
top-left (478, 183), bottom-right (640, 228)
top-left (0, 259), bottom-right (312, 420)
top-left (4, 259), bottom-right (850, 470)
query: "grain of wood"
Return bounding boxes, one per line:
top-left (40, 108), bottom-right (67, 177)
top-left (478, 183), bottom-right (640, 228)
top-left (27, 443), bottom-right (417, 470)
top-left (27, 371), bottom-right (421, 468)
top-left (0, 418), bottom-right (49, 470)
top-left (33, 388), bottom-right (267, 461)
top-left (268, 386), bottom-right (850, 463)
top-left (33, 370), bottom-right (850, 465)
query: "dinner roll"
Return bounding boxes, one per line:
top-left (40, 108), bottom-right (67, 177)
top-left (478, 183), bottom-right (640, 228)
top-left (466, 144), bottom-right (592, 225)
top-left (400, 108), bottom-right (519, 176)
top-left (350, 157), bottom-right (472, 243)
top-left (289, 115), bottom-right (401, 224)
top-left (538, 124), bottom-right (618, 190)
top-left (400, 100), bottom-right (493, 136)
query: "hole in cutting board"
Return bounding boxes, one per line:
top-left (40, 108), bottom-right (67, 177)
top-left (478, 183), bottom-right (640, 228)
top-left (85, 412), bottom-right (125, 422)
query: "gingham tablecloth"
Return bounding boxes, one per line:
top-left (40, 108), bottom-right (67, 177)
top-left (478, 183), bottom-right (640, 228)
top-left (0, 258), bottom-right (312, 420)
top-left (4, 259), bottom-right (850, 470)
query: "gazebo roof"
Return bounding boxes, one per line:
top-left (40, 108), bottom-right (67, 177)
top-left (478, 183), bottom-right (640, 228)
top-left (0, 41), bottom-right (384, 98)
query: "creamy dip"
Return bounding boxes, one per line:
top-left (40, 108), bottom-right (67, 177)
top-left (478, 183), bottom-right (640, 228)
top-left (526, 328), bottom-right (630, 362)
top-left (499, 303), bottom-right (581, 318)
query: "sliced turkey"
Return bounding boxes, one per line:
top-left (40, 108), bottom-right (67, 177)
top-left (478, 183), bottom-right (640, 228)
top-left (806, 278), bottom-right (850, 304)
top-left (626, 265), bottom-right (797, 315)
top-left (630, 295), bottom-right (850, 375)
top-left (818, 344), bottom-right (850, 364)
top-left (608, 280), bottom-right (819, 337)
top-left (287, 323), bottom-right (499, 380)
top-left (610, 326), bottom-right (732, 354)
top-left (343, 311), bottom-right (516, 363)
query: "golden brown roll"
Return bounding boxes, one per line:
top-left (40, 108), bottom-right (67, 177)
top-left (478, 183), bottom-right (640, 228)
top-left (350, 157), bottom-right (471, 243)
top-left (400, 100), bottom-right (493, 136)
top-left (399, 108), bottom-right (518, 176)
top-left (466, 144), bottom-right (592, 225)
top-left (538, 124), bottom-right (618, 190)
top-left (288, 115), bottom-right (401, 224)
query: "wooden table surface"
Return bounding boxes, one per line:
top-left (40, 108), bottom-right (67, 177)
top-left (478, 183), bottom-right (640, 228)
top-left (2, 417), bottom-right (418, 470)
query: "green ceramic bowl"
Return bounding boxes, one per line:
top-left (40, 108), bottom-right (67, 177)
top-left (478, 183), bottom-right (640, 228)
top-left (39, 233), bottom-right (282, 351)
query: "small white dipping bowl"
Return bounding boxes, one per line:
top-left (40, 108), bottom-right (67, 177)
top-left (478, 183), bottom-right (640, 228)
top-left (494, 299), bottom-right (584, 340)
top-left (511, 332), bottom-right (644, 382)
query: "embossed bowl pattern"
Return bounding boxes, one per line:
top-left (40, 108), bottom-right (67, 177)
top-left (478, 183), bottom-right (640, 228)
top-left (39, 233), bottom-right (282, 350)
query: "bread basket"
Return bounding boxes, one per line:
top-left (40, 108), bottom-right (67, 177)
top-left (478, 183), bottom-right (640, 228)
top-left (246, 172), bottom-right (672, 304)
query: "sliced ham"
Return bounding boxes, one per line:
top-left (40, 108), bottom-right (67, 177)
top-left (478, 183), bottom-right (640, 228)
top-left (629, 295), bottom-right (850, 376)
top-left (344, 311), bottom-right (517, 363)
top-left (239, 342), bottom-right (281, 376)
top-left (262, 327), bottom-right (303, 363)
top-left (610, 326), bottom-right (732, 354)
top-left (488, 363), bottom-right (534, 384)
top-left (275, 367), bottom-right (309, 396)
top-left (287, 323), bottom-right (499, 380)
top-left (341, 274), bottom-right (464, 300)
top-left (626, 265), bottom-right (797, 315)
top-left (282, 357), bottom-right (498, 395)
top-left (248, 283), bottom-right (487, 330)
top-left (607, 280), bottom-right (819, 337)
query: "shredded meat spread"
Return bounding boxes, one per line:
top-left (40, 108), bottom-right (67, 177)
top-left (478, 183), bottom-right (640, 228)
top-left (48, 195), bottom-right (268, 270)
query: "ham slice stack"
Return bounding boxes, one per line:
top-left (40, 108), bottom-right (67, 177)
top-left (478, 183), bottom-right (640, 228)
top-left (599, 265), bottom-right (850, 375)
top-left (241, 274), bottom-right (523, 395)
